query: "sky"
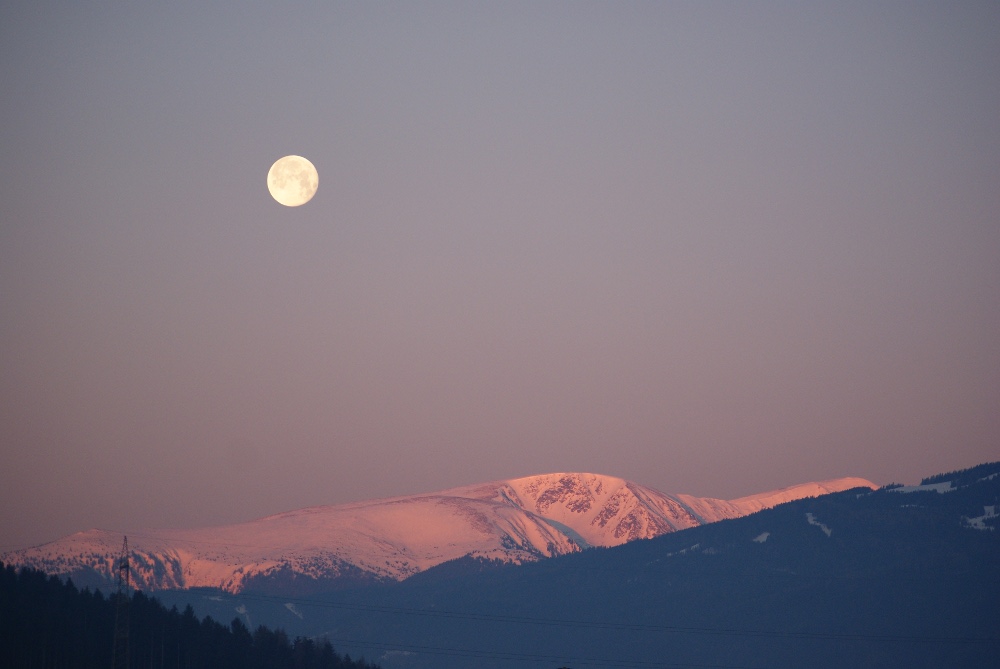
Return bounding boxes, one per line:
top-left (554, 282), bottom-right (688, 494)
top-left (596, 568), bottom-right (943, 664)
top-left (2, 2), bottom-right (999, 550)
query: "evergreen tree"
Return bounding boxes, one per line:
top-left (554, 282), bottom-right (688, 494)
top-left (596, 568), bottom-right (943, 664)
top-left (0, 561), bottom-right (381, 669)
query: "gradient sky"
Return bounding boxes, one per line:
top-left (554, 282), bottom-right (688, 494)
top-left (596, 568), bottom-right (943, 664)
top-left (2, 2), bottom-right (999, 550)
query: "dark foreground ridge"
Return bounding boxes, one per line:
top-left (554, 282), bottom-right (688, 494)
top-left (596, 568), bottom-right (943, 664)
top-left (0, 562), bottom-right (380, 669)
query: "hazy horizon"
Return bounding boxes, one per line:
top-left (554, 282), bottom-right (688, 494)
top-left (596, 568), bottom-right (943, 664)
top-left (2, 2), bottom-right (999, 550)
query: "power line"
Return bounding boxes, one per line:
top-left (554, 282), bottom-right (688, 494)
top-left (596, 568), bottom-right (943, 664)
top-left (111, 536), bottom-right (131, 669)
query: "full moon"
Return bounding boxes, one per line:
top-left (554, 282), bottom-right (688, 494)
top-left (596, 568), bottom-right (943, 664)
top-left (267, 155), bottom-right (318, 207)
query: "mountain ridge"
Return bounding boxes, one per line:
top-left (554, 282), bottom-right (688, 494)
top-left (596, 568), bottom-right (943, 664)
top-left (2, 472), bottom-right (874, 594)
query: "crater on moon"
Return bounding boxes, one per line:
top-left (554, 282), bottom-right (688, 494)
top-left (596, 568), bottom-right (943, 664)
top-left (267, 155), bottom-right (318, 207)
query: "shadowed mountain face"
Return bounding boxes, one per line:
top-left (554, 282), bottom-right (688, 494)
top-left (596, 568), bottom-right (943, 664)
top-left (2, 472), bottom-right (872, 593)
top-left (151, 462), bottom-right (999, 669)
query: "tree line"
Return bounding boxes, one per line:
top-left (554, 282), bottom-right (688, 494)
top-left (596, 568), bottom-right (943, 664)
top-left (0, 561), bottom-right (380, 669)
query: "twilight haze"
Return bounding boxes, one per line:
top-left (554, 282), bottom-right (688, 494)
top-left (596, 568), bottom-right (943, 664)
top-left (1, 3), bottom-right (998, 550)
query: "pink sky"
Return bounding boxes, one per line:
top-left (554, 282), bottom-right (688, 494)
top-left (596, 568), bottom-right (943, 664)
top-left (2, 2), bottom-right (999, 549)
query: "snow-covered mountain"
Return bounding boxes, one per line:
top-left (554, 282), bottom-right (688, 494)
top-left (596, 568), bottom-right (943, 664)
top-left (2, 473), bottom-right (874, 593)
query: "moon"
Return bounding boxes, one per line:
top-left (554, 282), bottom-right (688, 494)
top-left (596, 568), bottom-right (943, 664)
top-left (267, 155), bottom-right (318, 207)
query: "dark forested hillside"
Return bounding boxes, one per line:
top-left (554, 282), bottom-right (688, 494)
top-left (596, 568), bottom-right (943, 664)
top-left (158, 462), bottom-right (1000, 669)
top-left (0, 563), bottom-right (379, 669)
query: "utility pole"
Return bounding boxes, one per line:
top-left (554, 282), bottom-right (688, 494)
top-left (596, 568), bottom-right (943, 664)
top-left (112, 536), bottom-right (131, 669)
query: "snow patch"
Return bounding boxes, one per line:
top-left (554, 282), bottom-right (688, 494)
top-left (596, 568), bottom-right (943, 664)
top-left (665, 543), bottom-right (700, 558)
top-left (235, 604), bottom-right (251, 627)
top-left (284, 602), bottom-right (304, 619)
top-left (753, 532), bottom-right (770, 543)
top-left (806, 513), bottom-right (832, 537)
top-left (888, 481), bottom-right (954, 494)
top-left (381, 651), bottom-right (416, 661)
top-left (963, 506), bottom-right (997, 531)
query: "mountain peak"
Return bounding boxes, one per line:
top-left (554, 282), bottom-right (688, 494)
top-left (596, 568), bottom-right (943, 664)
top-left (2, 472), bottom-right (875, 594)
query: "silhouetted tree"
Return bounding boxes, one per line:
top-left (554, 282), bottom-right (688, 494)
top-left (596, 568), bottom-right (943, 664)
top-left (0, 561), bottom-right (381, 669)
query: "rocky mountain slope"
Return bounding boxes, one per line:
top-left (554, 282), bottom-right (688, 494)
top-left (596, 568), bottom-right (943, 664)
top-left (2, 472), bottom-right (874, 593)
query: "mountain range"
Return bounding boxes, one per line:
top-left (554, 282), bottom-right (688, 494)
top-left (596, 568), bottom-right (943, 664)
top-left (4, 464), bottom-right (998, 668)
top-left (2, 472), bottom-right (873, 594)
top-left (149, 461), bottom-right (999, 669)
